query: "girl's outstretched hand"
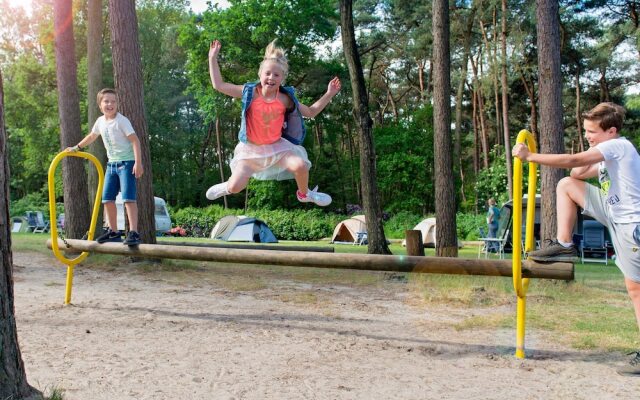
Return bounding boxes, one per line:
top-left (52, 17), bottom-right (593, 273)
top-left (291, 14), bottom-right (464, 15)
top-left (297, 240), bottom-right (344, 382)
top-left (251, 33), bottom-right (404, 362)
top-left (209, 40), bottom-right (221, 60)
top-left (327, 77), bottom-right (341, 96)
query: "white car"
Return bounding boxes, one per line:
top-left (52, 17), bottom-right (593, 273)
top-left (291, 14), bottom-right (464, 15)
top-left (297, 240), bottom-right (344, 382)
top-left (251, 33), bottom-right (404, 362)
top-left (114, 195), bottom-right (171, 233)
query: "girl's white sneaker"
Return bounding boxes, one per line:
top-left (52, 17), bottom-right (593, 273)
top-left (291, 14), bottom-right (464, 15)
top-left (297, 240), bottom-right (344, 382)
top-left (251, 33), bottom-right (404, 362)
top-left (297, 186), bottom-right (331, 207)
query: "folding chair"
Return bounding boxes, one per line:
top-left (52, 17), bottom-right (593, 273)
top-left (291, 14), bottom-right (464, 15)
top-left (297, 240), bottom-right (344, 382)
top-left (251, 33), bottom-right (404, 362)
top-left (580, 220), bottom-right (608, 264)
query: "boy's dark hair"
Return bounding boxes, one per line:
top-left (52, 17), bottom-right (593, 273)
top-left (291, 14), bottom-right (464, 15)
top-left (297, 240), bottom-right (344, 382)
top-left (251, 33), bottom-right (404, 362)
top-left (582, 102), bottom-right (625, 133)
top-left (97, 88), bottom-right (117, 104)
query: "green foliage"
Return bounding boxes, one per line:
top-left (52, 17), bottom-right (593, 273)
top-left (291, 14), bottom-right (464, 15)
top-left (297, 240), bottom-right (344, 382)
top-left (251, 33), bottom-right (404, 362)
top-left (375, 105), bottom-right (435, 214)
top-left (383, 211), bottom-right (423, 239)
top-left (456, 212), bottom-right (486, 241)
top-left (10, 192), bottom-right (48, 218)
top-left (172, 205), bottom-right (344, 240)
top-left (474, 145), bottom-right (509, 209)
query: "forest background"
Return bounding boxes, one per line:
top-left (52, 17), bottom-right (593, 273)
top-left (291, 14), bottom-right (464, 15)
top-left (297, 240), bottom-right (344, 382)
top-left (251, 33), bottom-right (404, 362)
top-left (2, 0), bottom-right (640, 241)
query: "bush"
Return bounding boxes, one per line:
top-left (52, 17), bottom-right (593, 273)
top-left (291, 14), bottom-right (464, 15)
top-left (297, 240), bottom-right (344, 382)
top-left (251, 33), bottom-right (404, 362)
top-left (10, 192), bottom-right (63, 221)
top-left (456, 212), bottom-right (486, 240)
top-left (171, 205), bottom-right (345, 241)
top-left (384, 211), bottom-right (423, 239)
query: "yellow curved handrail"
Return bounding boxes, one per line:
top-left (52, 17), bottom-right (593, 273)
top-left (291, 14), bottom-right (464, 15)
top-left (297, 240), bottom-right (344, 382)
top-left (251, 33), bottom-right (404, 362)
top-left (48, 150), bottom-right (104, 304)
top-left (512, 129), bottom-right (538, 358)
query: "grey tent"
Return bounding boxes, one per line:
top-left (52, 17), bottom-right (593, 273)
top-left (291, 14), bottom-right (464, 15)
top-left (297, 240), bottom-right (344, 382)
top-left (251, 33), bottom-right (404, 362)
top-left (210, 215), bottom-right (278, 243)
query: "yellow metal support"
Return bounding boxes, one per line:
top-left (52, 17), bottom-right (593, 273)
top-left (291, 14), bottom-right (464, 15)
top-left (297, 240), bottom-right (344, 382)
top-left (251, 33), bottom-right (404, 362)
top-left (48, 151), bottom-right (104, 304)
top-left (512, 129), bottom-right (538, 358)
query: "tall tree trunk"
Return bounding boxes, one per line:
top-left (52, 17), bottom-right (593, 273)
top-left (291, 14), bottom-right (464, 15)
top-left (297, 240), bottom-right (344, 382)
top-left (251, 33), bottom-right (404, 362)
top-left (479, 15), bottom-right (501, 145)
top-left (575, 70), bottom-right (584, 153)
top-left (518, 67), bottom-right (538, 139)
top-left (340, 0), bottom-right (391, 255)
top-left (454, 5), bottom-right (476, 205)
top-left (87, 0), bottom-right (106, 226)
top-left (54, 0), bottom-right (91, 239)
top-left (0, 69), bottom-right (42, 400)
top-left (536, 0), bottom-right (564, 242)
top-left (108, 0), bottom-right (156, 244)
top-left (500, 0), bottom-right (513, 199)
top-left (433, 0), bottom-right (458, 257)
top-left (471, 55), bottom-right (489, 168)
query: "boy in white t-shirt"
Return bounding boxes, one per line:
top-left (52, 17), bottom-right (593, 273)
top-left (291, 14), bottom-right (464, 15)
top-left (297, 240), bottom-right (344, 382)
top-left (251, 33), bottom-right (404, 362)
top-left (513, 102), bottom-right (640, 376)
top-left (66, 88), bottom-right (143, 245)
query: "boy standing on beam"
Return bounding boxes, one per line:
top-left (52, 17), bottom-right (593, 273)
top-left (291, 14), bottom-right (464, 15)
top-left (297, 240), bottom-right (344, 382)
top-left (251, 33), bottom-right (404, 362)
top-left (513, 102), bottom-right (640, 376)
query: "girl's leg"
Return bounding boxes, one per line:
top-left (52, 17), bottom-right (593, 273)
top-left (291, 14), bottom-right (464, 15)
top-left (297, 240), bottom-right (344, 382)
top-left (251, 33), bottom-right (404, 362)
top-left (556, 177), bottom-right (587, 243)
top-left (206, 160), bottom-right (253, 200)
top-left (279, 153), bottom-right (331, 206)
top-left (279, 154), bottom-right (309, 193)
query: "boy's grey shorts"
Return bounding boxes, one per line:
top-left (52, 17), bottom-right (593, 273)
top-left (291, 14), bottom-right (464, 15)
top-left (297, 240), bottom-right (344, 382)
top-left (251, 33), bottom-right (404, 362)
top-left (583, 184), bottom-right (640, 283)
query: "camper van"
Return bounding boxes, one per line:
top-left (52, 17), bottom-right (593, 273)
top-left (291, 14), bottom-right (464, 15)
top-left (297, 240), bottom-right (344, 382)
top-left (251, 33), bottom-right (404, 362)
top-left (115, 194), bottom-right (171, 233)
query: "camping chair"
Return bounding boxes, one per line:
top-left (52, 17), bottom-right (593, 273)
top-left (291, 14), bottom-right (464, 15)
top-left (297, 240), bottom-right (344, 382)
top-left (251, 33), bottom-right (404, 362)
top-left (477, 228), bottom-right (507, 259)
top-left (32, 211), bottom-right (49, 233)
top-left (354, 231), bottom-right (368, 246)
top-left (24, 211), bottom-right (39, 233)
top-left (580, 220), bottom-right (608, 264)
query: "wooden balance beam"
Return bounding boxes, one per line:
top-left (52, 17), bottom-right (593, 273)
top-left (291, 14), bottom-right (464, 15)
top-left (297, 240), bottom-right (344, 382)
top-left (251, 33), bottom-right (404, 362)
top-left (47, 239), bottom-right (573, 280)
top-left (155, 240), bottom-right (335, 253)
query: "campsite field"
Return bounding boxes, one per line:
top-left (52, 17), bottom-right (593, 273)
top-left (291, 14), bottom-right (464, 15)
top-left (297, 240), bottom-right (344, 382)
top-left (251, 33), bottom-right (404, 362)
top-left (10, 233), bottom-right (640, 399)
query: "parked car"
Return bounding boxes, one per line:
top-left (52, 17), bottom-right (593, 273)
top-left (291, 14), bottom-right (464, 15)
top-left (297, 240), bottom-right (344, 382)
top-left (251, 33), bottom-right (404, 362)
top-left (114, 195), bottom-right (172, 234)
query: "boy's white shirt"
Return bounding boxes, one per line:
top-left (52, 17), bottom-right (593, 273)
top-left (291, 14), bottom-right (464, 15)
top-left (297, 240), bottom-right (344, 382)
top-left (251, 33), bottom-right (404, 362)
top-left (91, 113), bottom-right (136, 162)
top-left (595, 137), bottom-right (640, 223)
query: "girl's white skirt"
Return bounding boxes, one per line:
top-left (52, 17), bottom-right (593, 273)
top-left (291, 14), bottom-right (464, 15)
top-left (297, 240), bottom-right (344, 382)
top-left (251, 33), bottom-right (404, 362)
top-left (230, 138), bottom-right (311, 181)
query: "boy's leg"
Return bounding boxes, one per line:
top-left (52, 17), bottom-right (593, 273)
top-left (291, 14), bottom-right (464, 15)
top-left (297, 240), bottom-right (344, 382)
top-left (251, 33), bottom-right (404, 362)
top-left (528, 177), bottom-right (587, 261)
top-left (124, 202), bottom-right (138, 232)
top-left (104, 202), bottom-right (118, 231)
top-left (96, 162), bottom-right (123, 243)
top-left (556, 177), bottom-right (587, 243)
top-left (618, 278), bottom-right (640, 376)
top-left (625, 278), bottom-right (640, 331)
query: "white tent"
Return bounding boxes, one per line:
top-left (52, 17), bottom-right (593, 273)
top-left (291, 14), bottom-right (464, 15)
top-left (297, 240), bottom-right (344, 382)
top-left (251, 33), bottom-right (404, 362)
top-left (330, 215), bottom-right (366, 243)
top-left (402, 217), bottom-right (437, 247)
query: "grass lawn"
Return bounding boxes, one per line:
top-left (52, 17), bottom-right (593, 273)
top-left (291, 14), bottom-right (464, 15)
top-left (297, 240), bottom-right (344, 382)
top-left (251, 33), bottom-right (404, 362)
top-left (13, 232), bottom-right (639, 352)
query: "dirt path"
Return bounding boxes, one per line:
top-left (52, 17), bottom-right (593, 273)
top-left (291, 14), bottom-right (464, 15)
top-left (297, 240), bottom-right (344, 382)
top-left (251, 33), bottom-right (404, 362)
top-left (12, 251), bottom-right (640, 399)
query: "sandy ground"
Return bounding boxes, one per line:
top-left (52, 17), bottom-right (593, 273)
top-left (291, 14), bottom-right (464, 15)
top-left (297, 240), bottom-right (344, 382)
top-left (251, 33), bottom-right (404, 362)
top-left (11, 250), bottom-right (640, 400)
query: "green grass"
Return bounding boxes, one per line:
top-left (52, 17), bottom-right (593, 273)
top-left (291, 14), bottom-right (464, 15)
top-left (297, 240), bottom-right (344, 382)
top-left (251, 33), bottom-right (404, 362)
top-left (13, 232), bottom-right (639, 352)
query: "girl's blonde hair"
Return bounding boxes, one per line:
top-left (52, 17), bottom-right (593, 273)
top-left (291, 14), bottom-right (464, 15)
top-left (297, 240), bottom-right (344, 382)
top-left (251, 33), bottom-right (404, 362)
top-left (259, 40), bottom-right (289, 80)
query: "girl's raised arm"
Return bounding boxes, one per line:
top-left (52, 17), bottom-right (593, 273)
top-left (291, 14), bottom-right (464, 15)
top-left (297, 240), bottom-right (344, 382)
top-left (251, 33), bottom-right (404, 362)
top-left (298, 77), bottom-right (341, 118)
top-left (208, 40), bottom-right (243, 98)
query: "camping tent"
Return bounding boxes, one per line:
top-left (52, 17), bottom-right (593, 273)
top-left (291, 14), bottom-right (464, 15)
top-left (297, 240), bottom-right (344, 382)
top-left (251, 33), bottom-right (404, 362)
top-left (403, 217), bottom-right (437, 247)
top-left (331, 215), bottom-right (367, 243)
top-left (210, 215), bottom-right (278, 243)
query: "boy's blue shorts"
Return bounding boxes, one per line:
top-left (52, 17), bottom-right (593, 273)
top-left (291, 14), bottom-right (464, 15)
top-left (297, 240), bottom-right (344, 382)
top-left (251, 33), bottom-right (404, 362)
top-left (102, 160), bottom-right (137, 203)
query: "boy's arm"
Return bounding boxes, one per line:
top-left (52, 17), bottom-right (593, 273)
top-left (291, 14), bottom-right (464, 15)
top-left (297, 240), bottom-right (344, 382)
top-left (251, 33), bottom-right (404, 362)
top-left (65, 132), bottom-right (99, 152)
top-left (570, 164), bottom-right (599, 180)
top-left (127, 134), bottom-right (144, 178)
top-left (208, 40), bottom-right (243, 98)
top-left (298, 77), bottom-right (341, 118)
top-left (512, 143), bottom-right (604, 169)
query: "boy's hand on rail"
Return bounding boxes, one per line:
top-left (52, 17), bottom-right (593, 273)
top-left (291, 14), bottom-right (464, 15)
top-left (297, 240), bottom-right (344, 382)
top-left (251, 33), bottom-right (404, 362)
top-left (512, 143), bottom-right (530, 161)
top-left (64, 146), bottom-right (79, 152)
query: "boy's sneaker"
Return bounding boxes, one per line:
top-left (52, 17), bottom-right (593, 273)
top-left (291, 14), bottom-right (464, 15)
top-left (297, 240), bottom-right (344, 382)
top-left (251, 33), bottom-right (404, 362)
top-left (206, 182), bottom-right (230, 201)
top-left (297, 186), bottom-right (332, 207)
top-left (528, 239), bottom-right (578, 262)
top-left (617, 351), bottom-right (640, 376)
top-left (95, 228), bottom-right (122, 243)
top-left (123, 231), bottom-right (141, 246)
